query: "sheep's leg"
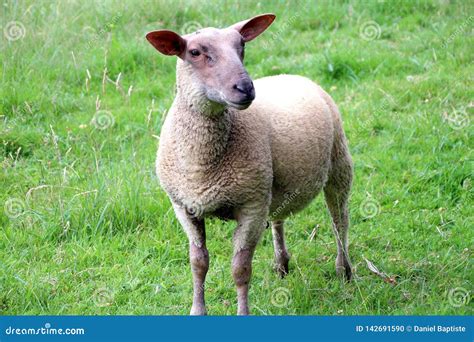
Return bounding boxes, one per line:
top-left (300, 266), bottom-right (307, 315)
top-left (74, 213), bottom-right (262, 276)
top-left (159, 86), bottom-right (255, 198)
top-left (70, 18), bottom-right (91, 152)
top-left (232, 248), bottom-right (254, 315)
top-left (324, 152), bottom-right (353, 280)
top-left (232, 205), bottom-right (268, 315)
top-left (172, 203), bottom-right (209, 315)
top-left (271, 220), bottom-right (290, 277)
top-left (324, 185), bottom-right (352, 280)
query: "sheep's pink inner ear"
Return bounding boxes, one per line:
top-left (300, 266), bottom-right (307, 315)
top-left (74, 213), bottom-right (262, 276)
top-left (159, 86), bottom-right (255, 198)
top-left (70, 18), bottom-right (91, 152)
top-left (146, 30), bottom-right (186, 57)
top-left (231, 13), bottom-right (276, 42)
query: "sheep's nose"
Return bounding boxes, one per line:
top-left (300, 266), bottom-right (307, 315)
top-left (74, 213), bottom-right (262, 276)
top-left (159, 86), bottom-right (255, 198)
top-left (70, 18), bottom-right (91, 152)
top-left (233, 79), bottom-right (255, 99)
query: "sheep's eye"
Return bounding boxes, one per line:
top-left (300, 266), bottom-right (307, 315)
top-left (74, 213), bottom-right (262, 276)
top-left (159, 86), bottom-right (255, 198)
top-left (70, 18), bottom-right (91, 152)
top-left (190, 49), bottom-right (200, 57)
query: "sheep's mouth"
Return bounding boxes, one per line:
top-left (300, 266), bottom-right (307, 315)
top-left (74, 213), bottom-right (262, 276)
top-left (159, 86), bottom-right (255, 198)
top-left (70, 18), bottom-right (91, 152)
top-left (226, 100), bottom-right (253, 110)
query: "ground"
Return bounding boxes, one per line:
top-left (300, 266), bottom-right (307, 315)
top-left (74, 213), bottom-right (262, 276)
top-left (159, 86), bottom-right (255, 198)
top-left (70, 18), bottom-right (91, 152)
top-left (1, 0), bottom-right (472, 315)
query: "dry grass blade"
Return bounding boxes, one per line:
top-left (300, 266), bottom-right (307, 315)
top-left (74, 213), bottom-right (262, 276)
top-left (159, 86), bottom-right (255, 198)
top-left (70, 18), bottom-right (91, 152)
top-left (363, 257), bottom-right (397, 285)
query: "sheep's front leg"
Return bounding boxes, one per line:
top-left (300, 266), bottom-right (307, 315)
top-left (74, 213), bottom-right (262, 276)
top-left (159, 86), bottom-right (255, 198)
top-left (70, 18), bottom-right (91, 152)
top-left (232, 205), bottom-right (268, 315)
top-left (172, 203), bottom-right (209, 315)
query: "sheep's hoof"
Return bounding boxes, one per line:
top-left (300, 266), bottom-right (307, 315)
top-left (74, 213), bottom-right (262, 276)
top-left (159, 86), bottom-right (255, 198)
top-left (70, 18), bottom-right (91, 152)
top-left (190, 305), bottom-right (207, 316)
top-left (274, 256), bottom-right (290, 278)
top-left (237, 307), bottom-right (250, 315)
top-left (336, 260), bottom-right (353, 281)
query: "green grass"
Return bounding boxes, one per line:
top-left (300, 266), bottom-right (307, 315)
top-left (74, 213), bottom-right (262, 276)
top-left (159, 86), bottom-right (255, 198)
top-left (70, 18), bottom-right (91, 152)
top-left (1, 0), bottom-right (473, 315)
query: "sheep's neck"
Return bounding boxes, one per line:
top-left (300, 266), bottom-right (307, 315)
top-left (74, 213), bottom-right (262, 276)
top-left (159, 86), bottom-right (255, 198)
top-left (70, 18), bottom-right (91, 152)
top-left (173, 103), bottom-right (231, 173)
top-left (173, 60), bottom-right (231, 173)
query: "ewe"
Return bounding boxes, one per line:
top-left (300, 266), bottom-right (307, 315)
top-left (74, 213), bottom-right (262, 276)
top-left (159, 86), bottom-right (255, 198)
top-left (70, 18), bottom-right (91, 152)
top-left (147, 14), bottom-right (353, 315)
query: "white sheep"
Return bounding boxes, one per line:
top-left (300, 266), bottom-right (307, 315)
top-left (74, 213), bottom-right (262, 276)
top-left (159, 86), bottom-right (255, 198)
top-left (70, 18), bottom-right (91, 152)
top-left (146, 13), bottom-right (353, 315)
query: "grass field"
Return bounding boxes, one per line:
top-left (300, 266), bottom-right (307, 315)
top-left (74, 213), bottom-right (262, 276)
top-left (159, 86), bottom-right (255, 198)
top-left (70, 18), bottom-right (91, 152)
top-left (1, 0), bottom-right (472, 315)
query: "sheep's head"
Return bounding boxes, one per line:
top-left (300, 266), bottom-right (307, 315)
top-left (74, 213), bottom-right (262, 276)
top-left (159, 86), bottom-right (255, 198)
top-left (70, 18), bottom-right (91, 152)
top-left (146, 14), bottom-right (275, 111)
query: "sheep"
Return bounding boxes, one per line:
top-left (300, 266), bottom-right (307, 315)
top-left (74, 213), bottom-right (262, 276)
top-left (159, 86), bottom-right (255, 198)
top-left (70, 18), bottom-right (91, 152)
top-left (146, 13), bottom-right (353, 315)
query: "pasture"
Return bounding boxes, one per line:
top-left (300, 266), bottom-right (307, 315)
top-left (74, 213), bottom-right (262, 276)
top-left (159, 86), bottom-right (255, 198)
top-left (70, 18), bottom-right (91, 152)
top-left (1, 0), bottom-right (472, 315)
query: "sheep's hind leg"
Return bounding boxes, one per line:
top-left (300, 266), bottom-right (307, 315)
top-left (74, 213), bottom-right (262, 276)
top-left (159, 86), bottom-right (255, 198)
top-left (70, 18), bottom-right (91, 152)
top-left (172, 203), bottom-right (209, 315)
top-left (324, 153), bottom-right (353, 280)
top-left (271, 220), bottom-right (290, 277)
top-left (232, 204), bottom-right (268, 315)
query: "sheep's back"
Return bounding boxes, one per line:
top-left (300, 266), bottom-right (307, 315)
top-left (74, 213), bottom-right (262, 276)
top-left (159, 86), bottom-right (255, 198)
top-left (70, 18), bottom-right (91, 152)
top-left (249, 75), bottom-right (336, 218)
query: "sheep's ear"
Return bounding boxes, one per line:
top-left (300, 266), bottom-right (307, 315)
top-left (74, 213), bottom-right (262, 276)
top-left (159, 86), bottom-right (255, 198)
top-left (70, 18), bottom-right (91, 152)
top-left (230, 13), bottom-right (276, 42)
top-left (146, 30), bottom-right (186, 58)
